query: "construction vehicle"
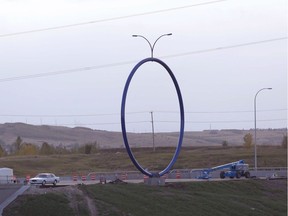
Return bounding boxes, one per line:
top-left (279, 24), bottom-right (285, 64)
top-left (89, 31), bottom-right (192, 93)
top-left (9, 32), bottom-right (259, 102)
top-left (197, 160), bottom-right (250, 179)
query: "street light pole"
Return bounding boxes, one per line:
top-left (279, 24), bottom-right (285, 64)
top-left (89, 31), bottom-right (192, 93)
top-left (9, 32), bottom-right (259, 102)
top-left (132, 33), bottom-right (172, 58)
top-left (150, 111), bottom-right (155, 152)
top-left (254, 87), bottom-right (272, 171)
top-left (132, 33), bottom-right (172, 152)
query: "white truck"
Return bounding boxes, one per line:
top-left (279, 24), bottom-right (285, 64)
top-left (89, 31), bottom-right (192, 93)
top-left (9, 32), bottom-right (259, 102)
top-left (0, 167), bottom-right (14, 184)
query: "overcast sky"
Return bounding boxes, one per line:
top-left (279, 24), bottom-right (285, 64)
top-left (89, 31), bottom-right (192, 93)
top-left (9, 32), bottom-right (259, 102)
top-left (0, 0), bottom-right (287, 132)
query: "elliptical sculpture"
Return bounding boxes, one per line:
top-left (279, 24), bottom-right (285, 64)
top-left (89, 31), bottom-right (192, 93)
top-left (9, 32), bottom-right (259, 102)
top-left (121, 34), bottom-right (185, 178)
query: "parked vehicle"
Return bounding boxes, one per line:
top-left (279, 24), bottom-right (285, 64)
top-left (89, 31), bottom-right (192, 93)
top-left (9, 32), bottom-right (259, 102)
top-left (219, 161), bottom-right (250, 179)
top-left (29, 173), bottom-right (60, 186)
top-left (0, 167), bottom-right (14, 184)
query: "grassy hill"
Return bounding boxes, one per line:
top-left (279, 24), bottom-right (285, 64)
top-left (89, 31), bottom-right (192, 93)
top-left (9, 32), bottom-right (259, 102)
top-left (1, 139), bottom-right (287, 216)
top-left (1, 146), bottom-right (286, 176)
top-left (3, 180), bottom-right (287, 216)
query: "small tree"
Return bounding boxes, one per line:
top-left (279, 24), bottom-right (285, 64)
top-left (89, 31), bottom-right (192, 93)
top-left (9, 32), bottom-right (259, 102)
top-left (0, 145), bottom-right (6, 157)
top-left (80, 142), bottom-right (98, 154)
top-left (40, 142), bottom-right (55, 155)
top-left (54, 144), bottom-right (70, 154)
top-left (12, 136), bottom-right (22, 154)
top-left (18, 143), bottom-right (38, 155)
top-left (222, 140), bottom-right (228, 148)
top-left (243, 133), bottom-right (253, 149)
top-left (282, 135), bottom-right (287, 149)
top-left (84, 144), bottom-right (93, 154)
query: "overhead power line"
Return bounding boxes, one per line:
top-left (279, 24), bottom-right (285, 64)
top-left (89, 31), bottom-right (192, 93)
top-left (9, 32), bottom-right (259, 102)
top-left (19, 118), bottom-right (286, 127)
top-left (0, 108), bottom-right (286, 117)
top-left (0, 0), bottom-right (227, 38)
top-left (0, 60), bottom-right (136, 83)
top-left (184, 119), bottom-right (287, 124)
top-left (0, 36), bottom-right (286, 83)
top-left (162, 37), bottom-right (287, 58)
top-left (157, 108), bottom-right (288, 114)
top-left (0, 111), bottom-right (146, 117)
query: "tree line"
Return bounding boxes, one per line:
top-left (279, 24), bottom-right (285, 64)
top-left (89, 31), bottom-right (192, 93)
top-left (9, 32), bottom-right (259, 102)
top-left (0, 134), bottom-right (287, 157)
top-left (0, 136), bottom-right (99, 157)
top-left (221, 133), bottom-right (287, 149)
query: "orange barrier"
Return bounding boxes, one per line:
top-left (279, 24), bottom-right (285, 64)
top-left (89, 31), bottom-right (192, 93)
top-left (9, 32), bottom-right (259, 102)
top-left (143, 174), bottom-right (149, 183)
top-left (81, 175), bottom-right (86, 181)
top-left (73, 174), bottom-right (78, 181)
top-left (90, 174), bottom-right (96, 181)
top-left (12, 175), bottom-right (17, 183)
top-left (121, 173), bottom-right (127, 180)
top-left (176, 171), bottom-right (181, 179)
top-left (24, 175), bottom-right (30, 184)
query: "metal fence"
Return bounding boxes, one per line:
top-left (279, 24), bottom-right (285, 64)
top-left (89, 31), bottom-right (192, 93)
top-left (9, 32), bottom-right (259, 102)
top-left (2, 167), bottom-right (287, 185)
top-left (69, 167), bottom-right (287, 182)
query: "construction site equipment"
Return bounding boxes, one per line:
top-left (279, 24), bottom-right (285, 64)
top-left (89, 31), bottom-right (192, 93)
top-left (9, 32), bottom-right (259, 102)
top-left (197, 160), bottom-right (250, 179)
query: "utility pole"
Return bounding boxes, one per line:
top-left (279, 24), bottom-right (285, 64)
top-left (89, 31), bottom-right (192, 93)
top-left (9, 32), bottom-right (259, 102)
top-left (150, 111), bottom-right (155, 152)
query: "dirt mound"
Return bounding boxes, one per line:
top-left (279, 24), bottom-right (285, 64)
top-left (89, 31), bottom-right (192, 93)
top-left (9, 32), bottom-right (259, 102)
top-left (23, 185), bottom-right (98, 216)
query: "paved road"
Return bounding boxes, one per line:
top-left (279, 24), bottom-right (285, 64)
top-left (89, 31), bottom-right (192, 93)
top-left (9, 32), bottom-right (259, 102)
top-left (0, 184), bottom-right (30, 216)
top-left (0, 185), bottom-right (21, 204)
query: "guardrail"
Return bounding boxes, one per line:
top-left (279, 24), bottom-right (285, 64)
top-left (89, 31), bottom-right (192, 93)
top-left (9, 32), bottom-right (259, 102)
top-left (189, 167), bottom-right (287, 179)
top-left (249, 167), bottom-right (287, 179)
top-left (6, 167), bottom-right (287, 185)
top-left (251, 167), bottom-right (287, 171)
top-left (80, 167), bottom-right (288, 181)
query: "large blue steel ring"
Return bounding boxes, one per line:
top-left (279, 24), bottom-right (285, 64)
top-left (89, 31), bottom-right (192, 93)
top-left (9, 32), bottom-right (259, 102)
top-left (121, 57), bottom-right (185, 177)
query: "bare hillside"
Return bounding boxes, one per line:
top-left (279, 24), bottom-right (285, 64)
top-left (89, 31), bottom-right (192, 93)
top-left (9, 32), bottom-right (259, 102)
top-left (0, 123), bottom-right (122, 149)
top-left (0, 123), bottom-right (286, 149)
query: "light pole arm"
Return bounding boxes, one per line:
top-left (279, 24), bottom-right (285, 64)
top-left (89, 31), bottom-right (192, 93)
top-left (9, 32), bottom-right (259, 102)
top-left (254, 88), bottom-right (270, 106)
top-left (132, 33), bottom-right (172, 58)
top-left (151, 33), bottom-right (172, 58)
top-left (254, 88), bottom-right (266, 132)
top-left (254, 87), bottom-right (273, 125)
top-left (132, 35), bottom-right (153, 57)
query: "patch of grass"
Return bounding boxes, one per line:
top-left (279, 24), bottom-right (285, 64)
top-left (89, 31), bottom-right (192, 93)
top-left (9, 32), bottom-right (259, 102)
top-left (0, 146), bottom-right (286, 176)
top-left (3, 193), bottom-right (73, 216)
top-left (80, 180), bottom-right (287, 216)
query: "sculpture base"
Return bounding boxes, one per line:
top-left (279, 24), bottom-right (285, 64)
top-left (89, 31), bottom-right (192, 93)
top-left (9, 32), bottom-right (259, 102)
top-left (144, 177), bottom-right (166, 185)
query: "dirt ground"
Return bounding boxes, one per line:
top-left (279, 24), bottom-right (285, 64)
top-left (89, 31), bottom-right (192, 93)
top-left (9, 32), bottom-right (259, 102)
top-left (24, 185), bottom-right (98, 216)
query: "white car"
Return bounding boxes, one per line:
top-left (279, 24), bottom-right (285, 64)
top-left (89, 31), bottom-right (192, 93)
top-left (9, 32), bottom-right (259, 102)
top-left (29, 173), bottom-right (60, 186)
